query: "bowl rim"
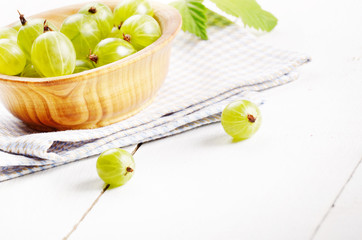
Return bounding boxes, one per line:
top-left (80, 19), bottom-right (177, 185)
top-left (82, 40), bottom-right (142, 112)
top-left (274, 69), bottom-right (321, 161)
top-left (1, 1), bottom-right (182, 84)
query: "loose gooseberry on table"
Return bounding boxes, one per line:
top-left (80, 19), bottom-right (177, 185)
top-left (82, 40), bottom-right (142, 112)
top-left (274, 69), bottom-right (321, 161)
top-left (221, 100), bottom-right (262, 140)
top-left (96, 148), bottom-right (136, 187)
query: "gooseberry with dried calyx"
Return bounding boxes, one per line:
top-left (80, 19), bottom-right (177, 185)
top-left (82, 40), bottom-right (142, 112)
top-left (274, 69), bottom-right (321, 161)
top-left (120, 14), bottom-right (161, 50)
top-left (78, 2), bottom-right (114, 39)
top-left (17, 11), bottom-right (57, 60)
top-left (89, 38), bottom-right (136, 67)
top-left (96, 148), bottom-right (136, 187)
top-left (221, 100), bottom-right (262, 140)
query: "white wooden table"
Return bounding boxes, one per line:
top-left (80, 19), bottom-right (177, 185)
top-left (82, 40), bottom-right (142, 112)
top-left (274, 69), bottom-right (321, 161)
top-left (1, 0), bottom-right (362, 239)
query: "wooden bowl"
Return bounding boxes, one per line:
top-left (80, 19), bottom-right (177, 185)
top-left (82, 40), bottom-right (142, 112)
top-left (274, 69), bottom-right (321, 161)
top-left (0, 1), bottom-right (182, 131)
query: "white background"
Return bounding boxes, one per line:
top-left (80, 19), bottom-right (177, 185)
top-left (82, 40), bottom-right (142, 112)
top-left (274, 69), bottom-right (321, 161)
top-left (0, 0), bottom-right (362, 239)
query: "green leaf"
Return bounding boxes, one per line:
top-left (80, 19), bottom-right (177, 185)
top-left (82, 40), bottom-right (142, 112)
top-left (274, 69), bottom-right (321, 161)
top-left (170, 0), bottom-right (208, 40)
top-left (206, 8), bottom-right (233, 27)
top-left (209, 0), bottom-right (278, 32)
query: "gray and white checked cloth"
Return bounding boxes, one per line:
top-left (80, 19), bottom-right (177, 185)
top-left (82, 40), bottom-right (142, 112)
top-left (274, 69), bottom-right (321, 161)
top-left (0, 25), bottom-right (310, 181)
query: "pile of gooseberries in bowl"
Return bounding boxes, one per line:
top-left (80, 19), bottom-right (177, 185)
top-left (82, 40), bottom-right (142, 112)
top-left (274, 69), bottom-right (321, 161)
top-left (0, 0), bottom-right (182, 131)
top-left (3, 0), bottom-right (162, 77)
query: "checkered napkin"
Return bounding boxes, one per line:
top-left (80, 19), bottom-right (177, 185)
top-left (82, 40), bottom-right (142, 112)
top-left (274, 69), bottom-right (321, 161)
top-left (0, 25), bottom-right (310, 181)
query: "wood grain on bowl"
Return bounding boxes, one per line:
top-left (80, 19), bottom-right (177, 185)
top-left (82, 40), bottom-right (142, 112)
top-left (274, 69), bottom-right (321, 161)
top-left (0, 1), bottom-right (182, 131)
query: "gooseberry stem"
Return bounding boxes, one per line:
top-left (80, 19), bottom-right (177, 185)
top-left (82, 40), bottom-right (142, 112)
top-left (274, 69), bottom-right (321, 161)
top-left (88, 7), bottom-right (97, 13)
top-left (123, 33), bottom-right (131, 42)
top-left (89, 54), bottom-right (98, 64)
top-left (88, 49), bottom-right (98, 64)
top-left (43, 20), bottom-right (53, 32)
top-left (17, 10), bottom-right (27, 26)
